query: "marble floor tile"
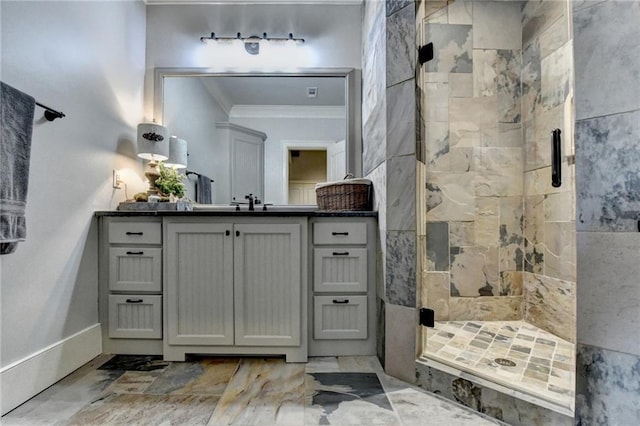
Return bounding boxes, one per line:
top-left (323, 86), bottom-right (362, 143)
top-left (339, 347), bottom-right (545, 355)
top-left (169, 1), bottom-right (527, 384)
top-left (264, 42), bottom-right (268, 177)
top-left (378, 372), bottom-right (503, 425)
top-left (106, 371), bottom-right (162, 394)
top-left (207, 358), bottom-right (305, 426)
top-left (305, 372), bottom-right (398, 425)
top-left (66, 393), bottom-right (219, 426)
top-left (305, 356), bottom-right (341, 373)
top-left (337, 355), bottom-right (383, 373)
top-left (2, 359), bottom-right (124, 425)
top-left (3, 354), bottom-right (502, 426)
top-left (98, 354), bottom-right (170, 372)
top-left (423, 320), bottom-right (575, 412)
top-left (145, 357), bottom-right (239, 396)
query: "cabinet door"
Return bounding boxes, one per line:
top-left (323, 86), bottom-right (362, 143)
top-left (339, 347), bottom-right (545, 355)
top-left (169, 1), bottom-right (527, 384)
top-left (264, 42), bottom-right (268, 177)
top-left (234, 224), bottom-right (301, 347)
top-left (166, 223), bottom-right (234, 345)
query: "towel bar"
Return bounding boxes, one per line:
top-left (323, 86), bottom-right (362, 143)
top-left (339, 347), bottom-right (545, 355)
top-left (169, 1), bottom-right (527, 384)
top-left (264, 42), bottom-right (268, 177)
top-left (35, 101), bottom-right (65, 121)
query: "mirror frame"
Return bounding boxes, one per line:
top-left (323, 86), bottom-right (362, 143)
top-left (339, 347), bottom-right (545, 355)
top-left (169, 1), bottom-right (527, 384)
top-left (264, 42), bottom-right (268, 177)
top-left (153, 67), bottom-right (362, 179)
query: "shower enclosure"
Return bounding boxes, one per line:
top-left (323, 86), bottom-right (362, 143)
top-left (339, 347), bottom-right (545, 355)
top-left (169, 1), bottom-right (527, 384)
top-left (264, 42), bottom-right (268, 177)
top-left (417, 0), bottom-right (576, 420)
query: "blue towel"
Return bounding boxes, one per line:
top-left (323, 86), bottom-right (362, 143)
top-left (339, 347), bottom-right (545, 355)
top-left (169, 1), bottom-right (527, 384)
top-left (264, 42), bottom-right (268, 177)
top-left (196, 174), bottom-right (213, 204)
top-left (1, 82), bottom-right (35, 254)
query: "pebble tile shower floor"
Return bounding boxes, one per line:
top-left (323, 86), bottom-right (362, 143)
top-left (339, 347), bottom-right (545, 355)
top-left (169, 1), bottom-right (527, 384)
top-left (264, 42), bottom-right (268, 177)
top-left (423, 320), bottom-right (575, 412)
top-left (1, 355), bottom-right (506, 425)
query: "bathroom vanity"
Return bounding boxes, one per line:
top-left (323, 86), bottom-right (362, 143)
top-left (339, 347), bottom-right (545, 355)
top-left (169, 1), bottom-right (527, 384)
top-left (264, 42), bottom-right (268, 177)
top-left (96, 208), bottom-right (377, 363)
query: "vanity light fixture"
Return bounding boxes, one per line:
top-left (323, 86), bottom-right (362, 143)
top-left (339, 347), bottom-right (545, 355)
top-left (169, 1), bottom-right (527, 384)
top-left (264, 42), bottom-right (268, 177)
top-left (200, 32), bottom-right (305, 55)
top-left (137, 122), bottom-right (169, 195)
top-left (165, 136), bottom-right (188, 169)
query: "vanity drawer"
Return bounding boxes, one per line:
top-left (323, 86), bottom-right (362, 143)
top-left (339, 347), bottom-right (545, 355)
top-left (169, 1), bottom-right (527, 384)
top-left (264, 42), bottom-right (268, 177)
top-left (313, 222), bottom-right (367, 245)
top-left (314, 295), bottom-right (367, 340)
top-left (108, 222), bottom-right (161, 245)
top-left (108, 294), bottom-right (162, 339)
top-left (314, 248), bottom-right (367, 293)
top-left (109, 248), bottom-right (162, 292)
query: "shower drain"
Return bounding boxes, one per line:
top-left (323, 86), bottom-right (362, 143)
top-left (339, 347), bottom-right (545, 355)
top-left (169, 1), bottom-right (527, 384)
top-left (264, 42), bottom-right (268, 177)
top-left (494, 358), bottom-right (517, 367)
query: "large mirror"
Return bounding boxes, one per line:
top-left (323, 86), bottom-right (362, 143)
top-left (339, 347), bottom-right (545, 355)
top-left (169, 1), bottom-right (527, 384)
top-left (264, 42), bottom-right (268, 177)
top-left (154, 68), bottom-right (361, 205)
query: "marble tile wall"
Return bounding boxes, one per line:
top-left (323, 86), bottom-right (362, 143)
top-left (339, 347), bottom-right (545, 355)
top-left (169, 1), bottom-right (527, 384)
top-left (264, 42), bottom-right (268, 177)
top-left (575, 110), bottom-right (640, 232)
top-left (521, 0), bottom-right (576, 343)
top-left (573, 0), bottom-right (640, 122)
top-left (383, 0), bottom-right (418, 383)
top-left (363, 0), bottom-right (387, 177)
top-left (422, 0), bottom-right (527, 322)
top-left (419, 0), bottom-right (577, 342)
top-left (575, 344), bottom-right (640, 425)
top-left (364, 0), bottom-right (421, 379)
top-left (572, 1), bottom-right (640, 423)
top-left (576, 232), bottom-right (640, 357)
top-left (362, 0), bottom-right (388, 366)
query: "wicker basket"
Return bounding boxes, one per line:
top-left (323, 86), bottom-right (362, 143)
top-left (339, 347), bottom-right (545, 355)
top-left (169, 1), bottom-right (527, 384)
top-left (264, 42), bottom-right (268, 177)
top-left (315, 178), bottom-right (372, 211)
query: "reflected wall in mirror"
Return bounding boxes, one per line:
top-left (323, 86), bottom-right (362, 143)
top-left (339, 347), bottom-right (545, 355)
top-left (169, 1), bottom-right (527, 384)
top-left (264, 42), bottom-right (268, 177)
top-left (154, 68), bottom-right (361, 205)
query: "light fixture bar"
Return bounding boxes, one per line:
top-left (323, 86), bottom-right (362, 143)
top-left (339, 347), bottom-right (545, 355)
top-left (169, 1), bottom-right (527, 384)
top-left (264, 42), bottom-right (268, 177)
top-left (200, 32), bottom-right (305, 44)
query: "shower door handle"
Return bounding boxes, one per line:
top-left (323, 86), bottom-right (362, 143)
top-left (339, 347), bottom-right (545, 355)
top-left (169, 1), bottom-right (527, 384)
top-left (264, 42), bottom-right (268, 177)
top-left (551, 129), bottom-right (562, 188)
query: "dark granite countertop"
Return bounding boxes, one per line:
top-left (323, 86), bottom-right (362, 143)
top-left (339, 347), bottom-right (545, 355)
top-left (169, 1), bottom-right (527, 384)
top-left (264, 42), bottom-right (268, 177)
top-left (95, 208), bottom-right (378, 218)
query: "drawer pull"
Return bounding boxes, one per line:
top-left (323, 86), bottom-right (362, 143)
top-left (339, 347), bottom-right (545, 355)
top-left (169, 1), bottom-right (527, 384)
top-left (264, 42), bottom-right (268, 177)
top-left (332, 299), bottom-right (350, 304)
top-left (332, 251), bottom-right (350, 256)
top-left (125, 298), bottom-right (144, 303)
top-left (125, 231), bottom-right (144, 236)
top-left (332, 231), bottom-right (349, 236)
top-left (125, 251), bottom-right (144, 255)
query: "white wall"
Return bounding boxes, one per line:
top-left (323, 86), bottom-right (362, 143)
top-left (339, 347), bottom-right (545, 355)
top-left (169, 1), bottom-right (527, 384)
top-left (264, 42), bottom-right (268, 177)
top-left (163, 77), bottom-right (229, 201)
top-left (145, 4), bottom-right (362, 70)
top-left (144, 3), bottom-right (363, 150)
top-left (0, 0), bottom-right (146, 412)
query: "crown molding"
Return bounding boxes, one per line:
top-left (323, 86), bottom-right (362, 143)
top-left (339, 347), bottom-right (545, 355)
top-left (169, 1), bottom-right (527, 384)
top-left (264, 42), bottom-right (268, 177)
top-left (201, 82), bottom-right (232, 116)
top-left (229, 105), bottom-right (345, 119)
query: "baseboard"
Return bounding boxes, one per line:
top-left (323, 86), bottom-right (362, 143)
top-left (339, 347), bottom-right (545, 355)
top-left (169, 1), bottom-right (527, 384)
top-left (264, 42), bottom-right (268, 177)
top-left (0, 323), bottom-right (102, 415)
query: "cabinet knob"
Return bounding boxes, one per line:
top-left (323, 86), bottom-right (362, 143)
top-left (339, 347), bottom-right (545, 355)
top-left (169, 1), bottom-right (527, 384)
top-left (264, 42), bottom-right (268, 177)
top-left (226, 230), bottom-right (230, 236)
top-left (332, 299), bottom-right (350, 304)
top-left (236, 230), bottom-right (240, 237)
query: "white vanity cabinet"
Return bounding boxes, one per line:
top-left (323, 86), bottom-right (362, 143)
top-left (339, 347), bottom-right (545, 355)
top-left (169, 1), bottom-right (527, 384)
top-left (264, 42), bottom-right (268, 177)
top-left (99, 217), bottom-right (164, 355)
top-left (309, 217), bottom-right (377, 356)
top-left (163, 217), bottom-right (307, 362)
top-left (97, 212), bottom-right (377, 361)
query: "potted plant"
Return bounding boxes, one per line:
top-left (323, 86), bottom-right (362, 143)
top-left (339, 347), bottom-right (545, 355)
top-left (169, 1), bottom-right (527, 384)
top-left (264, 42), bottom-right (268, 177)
top-left (155, 162), bottom-right (186, 201)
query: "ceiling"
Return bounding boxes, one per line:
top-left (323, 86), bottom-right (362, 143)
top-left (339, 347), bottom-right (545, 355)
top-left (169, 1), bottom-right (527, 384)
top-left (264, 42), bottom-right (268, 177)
top-left (198, 76), bottom-right (345, 107)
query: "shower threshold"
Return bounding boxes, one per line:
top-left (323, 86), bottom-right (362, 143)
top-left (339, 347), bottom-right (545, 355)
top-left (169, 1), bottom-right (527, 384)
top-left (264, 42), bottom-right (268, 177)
top-left (421, 320), bottom-right (575, 415)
